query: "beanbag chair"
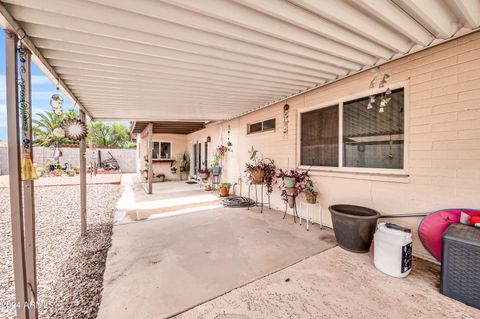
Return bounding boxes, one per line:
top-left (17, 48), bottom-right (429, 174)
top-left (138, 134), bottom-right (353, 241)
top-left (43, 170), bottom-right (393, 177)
top-left (418, 209), bottom-right (480, 262)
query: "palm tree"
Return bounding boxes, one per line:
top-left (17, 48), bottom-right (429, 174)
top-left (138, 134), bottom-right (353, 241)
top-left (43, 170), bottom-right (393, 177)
top-left (32, 109), bottom-right (78, 147)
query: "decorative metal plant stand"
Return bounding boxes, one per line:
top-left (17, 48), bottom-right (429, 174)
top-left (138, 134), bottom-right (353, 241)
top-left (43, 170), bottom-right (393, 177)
top-left (211, 173), bottom-right (221, 190)
top-left (283, 190), bottom-right (300, 223)
top-left (299, 202), bottom-right (322, 231)
top-left (247, 181), bottom-right (270, 213)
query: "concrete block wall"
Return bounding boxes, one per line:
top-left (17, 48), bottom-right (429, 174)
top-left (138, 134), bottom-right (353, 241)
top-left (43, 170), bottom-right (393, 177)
top-left (0, 146), bottom-right (137, 174)
top-left (185, 31), bottom-right (480, 261)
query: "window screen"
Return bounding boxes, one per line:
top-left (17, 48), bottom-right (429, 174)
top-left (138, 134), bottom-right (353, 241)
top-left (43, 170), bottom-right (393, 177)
top-left (263, 119), bottom-right (276, 130)
top-left (248, 122), bottom-right (262, 134)
top-left (343, 88), bottom-right (404, 169)
top-left (248, 118), bottom-right (276, 134)
top-left (160, 142), bottom-right (172, 159)
top-left (300, 105), bottom-right (339, 167)
top-left (153, 142), bottom-right (172, 159)
top-left (152, 142), bottom-right (160, 159)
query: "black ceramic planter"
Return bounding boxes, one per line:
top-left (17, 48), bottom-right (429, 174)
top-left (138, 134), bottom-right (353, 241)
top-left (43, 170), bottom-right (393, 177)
top-left (328, 204), bottom-right (380, 253)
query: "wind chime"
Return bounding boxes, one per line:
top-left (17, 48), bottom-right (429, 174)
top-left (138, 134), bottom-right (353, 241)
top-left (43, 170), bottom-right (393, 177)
top-left (227, 124), bottom-right (232, 147)
top-left (283, 103), bottom-right (289, 137)
top-left (18, 45), bottom-right (38, 181)
top-left (50, 87), bottom-right (88, 141)
top-left (367, 68), bottom-right (392, 113)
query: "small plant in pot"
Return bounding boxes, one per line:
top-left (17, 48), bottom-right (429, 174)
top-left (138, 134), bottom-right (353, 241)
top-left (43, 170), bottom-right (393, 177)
top-left (277, 169), bottom-right (310, 208)
top-left (244, 147), bottom-right (277, 194)
top-left (170, 161), bottom-right (177, 174)
top-left (303, 178), bottom-right (318, 204)
top-left (218, 182), bottom-right (231, 197)
top-left (212, 144), bottom-right (231, 175)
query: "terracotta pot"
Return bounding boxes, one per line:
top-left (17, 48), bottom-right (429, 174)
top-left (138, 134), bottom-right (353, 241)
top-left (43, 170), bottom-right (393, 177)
top-left (250, 168), bottom-right (265, 184)
top-left (219, 187), bottom-right (229, 197)
top-left (305, 192), bottom-right (318, 204)
top-left (204, 185), bottom-right (212, 191)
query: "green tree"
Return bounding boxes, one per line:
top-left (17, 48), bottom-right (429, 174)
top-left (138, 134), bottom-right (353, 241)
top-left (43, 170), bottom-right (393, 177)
top-left (32, 108), bottom-right (79, 147)
top-left (87, 122), bottom-right (134, 149)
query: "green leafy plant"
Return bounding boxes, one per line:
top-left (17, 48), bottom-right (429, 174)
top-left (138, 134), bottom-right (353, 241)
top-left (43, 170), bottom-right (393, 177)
top-left (87, 122), bottom-right (135, 149)
top-left (32, 109), bottom-right (79, 147)
top-left (218, 182), bottom-right (231, 190)
top-left (180, 152), bottom-right (190, 172)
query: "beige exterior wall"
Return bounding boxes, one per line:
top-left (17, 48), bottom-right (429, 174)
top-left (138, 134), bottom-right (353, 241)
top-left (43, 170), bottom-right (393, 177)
top-left (185, 31), bottom-right (480, 261)
top-left (139, 133), bottom-right (188, 180)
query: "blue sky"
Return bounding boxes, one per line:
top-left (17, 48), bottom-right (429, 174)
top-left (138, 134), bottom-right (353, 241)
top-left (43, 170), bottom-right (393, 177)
top-left (0, 30), bottom-right (75, 141)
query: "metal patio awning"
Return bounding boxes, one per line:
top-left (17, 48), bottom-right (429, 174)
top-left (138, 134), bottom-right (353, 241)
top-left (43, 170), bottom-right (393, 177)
top-left (0, 0), bottom-right (479, 121)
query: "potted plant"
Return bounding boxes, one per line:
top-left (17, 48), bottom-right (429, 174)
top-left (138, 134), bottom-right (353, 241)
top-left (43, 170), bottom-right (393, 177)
top-left (52, 169), bottom-right (64, 177)
top-left (210, 157), bottom-right (222, 175)
top-left (244, 147), bottom-right (277, 193)
top-left (277, 169), bottom-right (310, 208)
top-left (170, 161), bottom-right (177, 174)
top-left (218, 182), bottom-right (231, 197)
top-left (179, 152), bottom-right (190, 173)
top-left (198, 168), bottom-right (210, 179)
top-left (303, 178), bottom-right (318, 204)
top-left (212, 144), bottom-right (231, 175)
top-left (66, 168), bottom-right (76, 177)
top-left (204, 184), bottom-right (212, 191)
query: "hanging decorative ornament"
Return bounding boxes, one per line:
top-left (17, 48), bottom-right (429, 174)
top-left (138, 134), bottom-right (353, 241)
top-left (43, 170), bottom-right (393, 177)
top-left (50, 91), bottom-right (63, 115)
top-left (53, 127), bottom-right (65, 138)
top-left (283, 103), bottom-right (289, 137)
top-left (62, 119), bottom-right (88, 141)
top-left (367, 68), bottom-right (392, 113)
top-left (379, 73), bottom-right (390, 88)
top-left (226, 124), bottom-right (233, 147)
top-left (18, 45), bottom-right (38, 181)
top-left (380, 98), bottom-right (391, 107)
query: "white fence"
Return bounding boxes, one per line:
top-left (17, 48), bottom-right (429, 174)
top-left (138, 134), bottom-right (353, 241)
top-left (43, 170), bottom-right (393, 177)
top-left (0, 146), bottom-right (137, 175)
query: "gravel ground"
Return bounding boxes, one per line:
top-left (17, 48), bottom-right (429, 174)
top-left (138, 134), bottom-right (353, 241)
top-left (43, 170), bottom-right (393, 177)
top-left (0, 184), bottom-right (120, 319)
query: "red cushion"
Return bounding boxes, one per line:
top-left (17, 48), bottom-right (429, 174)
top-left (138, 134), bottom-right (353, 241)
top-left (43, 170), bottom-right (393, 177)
top-left (470, 215), bottom-right (480, 225)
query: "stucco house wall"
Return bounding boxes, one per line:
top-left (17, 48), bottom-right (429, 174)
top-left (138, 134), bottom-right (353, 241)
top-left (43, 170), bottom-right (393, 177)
top-left (138, 133), bottom-right (188, 181)
top-left (184, 32), bottom-right (480, 261)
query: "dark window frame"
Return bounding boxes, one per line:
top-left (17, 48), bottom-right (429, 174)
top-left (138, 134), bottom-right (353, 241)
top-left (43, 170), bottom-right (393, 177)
top-left (247, 118), bottom-right (276, 134)
top-left (152, 141), bottom-right (172, 160)
top-left (298, 86), bottom-right (407, 173)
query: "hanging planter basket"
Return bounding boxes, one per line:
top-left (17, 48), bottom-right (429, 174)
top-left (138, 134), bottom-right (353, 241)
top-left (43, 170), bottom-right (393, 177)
top-left (62, 119), bottom-right (88, 141)
top-left (250, 168), bottom-right (265, 184)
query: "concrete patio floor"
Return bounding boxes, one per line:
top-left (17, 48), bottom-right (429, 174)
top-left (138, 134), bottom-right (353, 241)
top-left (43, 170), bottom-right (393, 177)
top-left (176, 247), bottom-right (479, 319)
top-left (98, 176), bottom-right (479, 319)
top-left (98, 176), bottom-right (337, 319)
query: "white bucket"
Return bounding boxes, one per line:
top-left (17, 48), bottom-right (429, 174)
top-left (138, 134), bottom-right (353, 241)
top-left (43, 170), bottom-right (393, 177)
top-left (374, 223), bottom-right (413, 278)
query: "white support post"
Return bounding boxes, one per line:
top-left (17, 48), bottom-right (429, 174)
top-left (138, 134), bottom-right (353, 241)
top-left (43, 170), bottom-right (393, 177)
top-left (80, 110), bottom-right (87, 236)
top-left (5, 30), bottom-right (29, 319)
top-left (147, 122), bottom-right (153, 194)
top-left (22, 47), bottom-right (38, 319)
